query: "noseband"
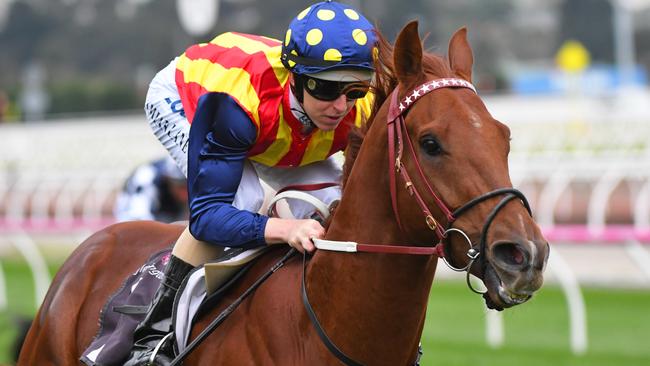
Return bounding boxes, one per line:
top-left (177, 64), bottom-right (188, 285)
top-left (300, 78), bottom-right (535, 366)
top-left (386, 78), bottom-right (532, 293)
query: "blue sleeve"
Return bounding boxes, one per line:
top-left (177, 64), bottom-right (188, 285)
top-left (187, 93), bottom-right (269, 249)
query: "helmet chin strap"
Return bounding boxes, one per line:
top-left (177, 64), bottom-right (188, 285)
top-left (290, 74), bottom-right (305, 104)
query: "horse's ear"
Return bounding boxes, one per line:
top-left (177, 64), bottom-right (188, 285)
top-left (448, 27), bottom-right (473, 82)
top-left (394, 20), bottom-right (424, 83)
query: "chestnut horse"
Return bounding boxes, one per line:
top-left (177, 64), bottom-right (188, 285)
top-left (19, 22), bottom-right (548, 365)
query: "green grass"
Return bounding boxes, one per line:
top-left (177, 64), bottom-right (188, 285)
top-left (421, 281), bottom-right (650, 366)
top-left (1, 260), bottom-right (649, 365)
top-left (0, 259), bottom-right (62, 365)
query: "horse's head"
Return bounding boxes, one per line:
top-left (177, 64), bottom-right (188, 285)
top-left (376, 21), bottom-right (549, 310)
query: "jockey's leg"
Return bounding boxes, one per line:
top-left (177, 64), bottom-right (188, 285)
top-left (124, 162), bottom-right (262, 365)
top-left (124, 228), bottom-right (222, 366)
top-left (172, 227), bottom-right (225, 266)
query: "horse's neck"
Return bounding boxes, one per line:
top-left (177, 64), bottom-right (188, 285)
top-left (305, 128), bottom-right (438, 363)
top-left (326, 119), bottom-right (397, 243)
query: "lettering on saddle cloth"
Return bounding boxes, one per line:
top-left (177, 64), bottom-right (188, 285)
top-left (81, 249), bottom-right (172, 366)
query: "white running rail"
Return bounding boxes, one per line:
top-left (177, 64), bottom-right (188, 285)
top-left (2, 90), bottom-right (650, 352)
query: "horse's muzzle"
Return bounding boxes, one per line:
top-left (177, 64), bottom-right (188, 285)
top-left (482, 238), bottom-right (549, 311)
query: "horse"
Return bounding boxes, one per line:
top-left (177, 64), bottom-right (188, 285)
top-left (18, 21), bottom-right (549, 365)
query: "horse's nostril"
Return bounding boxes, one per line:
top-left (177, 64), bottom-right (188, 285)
top-left (493, 242), bottom-right (526, 267)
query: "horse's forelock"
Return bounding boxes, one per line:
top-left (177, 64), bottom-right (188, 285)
top-left (342, 31), bottom-right (453, 189)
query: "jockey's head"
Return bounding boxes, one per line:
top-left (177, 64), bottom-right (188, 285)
top-left (281, 1), bottom-right (376, 106)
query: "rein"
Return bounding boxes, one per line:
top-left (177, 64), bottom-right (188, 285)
top-left (303, 78), bottom-right (533, 366)
top-left (169, 79), bottom-right (533, 365)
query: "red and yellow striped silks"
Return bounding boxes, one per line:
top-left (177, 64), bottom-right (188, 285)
top-left (175, 32), bottom-right (373, 167)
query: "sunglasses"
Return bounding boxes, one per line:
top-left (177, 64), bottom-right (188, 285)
top-left (301, 76), bottom-right (370, 101)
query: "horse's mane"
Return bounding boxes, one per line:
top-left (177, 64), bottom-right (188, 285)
top-left (341, 31), bottom-right (455, 188)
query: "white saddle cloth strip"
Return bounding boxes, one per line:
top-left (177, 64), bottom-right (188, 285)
top-left (174, 247), bottom-right (266, 352)
top-left (203, 247), bottom-right (267, 294)
top-left (175, 266), bottom-right (206, 353)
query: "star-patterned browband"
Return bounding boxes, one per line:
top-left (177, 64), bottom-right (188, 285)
top-left (385, 77), bottom-right (478, 236)
top-left (396, 78), bottom-right (476, 115)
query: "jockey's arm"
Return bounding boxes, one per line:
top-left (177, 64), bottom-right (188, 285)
top-left (187, 93), bottom-right (320, 253)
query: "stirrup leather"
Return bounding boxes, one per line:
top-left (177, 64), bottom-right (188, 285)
top-left (149, 332), bottom-right (175, 365)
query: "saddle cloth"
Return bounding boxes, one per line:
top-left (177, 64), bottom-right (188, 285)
top-left (174, 246), bottom-right (267, 352)
top-left (80, 246), bottom-right (266, 366)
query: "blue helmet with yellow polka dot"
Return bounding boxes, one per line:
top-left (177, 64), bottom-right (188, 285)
top-left (281, 1), bottom-right (376, 80)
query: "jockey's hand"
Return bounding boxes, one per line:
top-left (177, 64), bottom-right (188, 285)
top-left (264, 218), bottom-right (324, 253)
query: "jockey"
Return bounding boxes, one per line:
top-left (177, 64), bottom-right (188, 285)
top-left (125, 1), bottom-right (376, 364)
top-left (113, 156), bottom-right (188, 223)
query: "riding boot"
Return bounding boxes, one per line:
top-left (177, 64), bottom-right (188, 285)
top-left (123, 255), bottom-right (194, 366)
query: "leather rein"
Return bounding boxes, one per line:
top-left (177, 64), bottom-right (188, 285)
top-left (166, 80), bottom-right (534, 366)
top-left (302, 78), bottom-right (533, 365)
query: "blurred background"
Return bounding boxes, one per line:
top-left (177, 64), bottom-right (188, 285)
top-left (1, 0), bottom-right (649, 365)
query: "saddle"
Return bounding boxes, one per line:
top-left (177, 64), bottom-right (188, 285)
top-left (80, 246), bottom-right (267, 366)
top-left (81, 188), bottom-right (333, 365)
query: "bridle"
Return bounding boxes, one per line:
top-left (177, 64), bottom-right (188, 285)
top-left (386, 77), bottom-right (532, 291)
top-left (168, 79), bottom-right (536, 366)
top-left (302, 77), bottom-right (534, 366)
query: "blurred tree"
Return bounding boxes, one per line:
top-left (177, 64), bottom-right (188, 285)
top-left (637, 27), bottom-right (650, 75)
top-left (428, 0), bottom-right (514, 91)
top-left (2, 0), bottom-right (642, 117)
top-left (0, 0), bottom-right (195, 117)
top-left (0, 2), bottom-right (55, 87)
top-left (48, 80), bottom-right (138, 114)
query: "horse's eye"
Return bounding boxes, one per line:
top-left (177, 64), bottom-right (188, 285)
top-left (420, 136), bottom-right (443, 156)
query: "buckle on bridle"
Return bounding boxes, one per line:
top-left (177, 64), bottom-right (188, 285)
top-left (425, 215), bottom-right (438, 231)
top-left (405, 181), bottom-right (414, 195)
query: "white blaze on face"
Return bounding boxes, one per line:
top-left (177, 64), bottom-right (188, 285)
top-left (518, 214), bottom-right (538, 264)
top-left (469, 113), bottom-right (482, 128)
